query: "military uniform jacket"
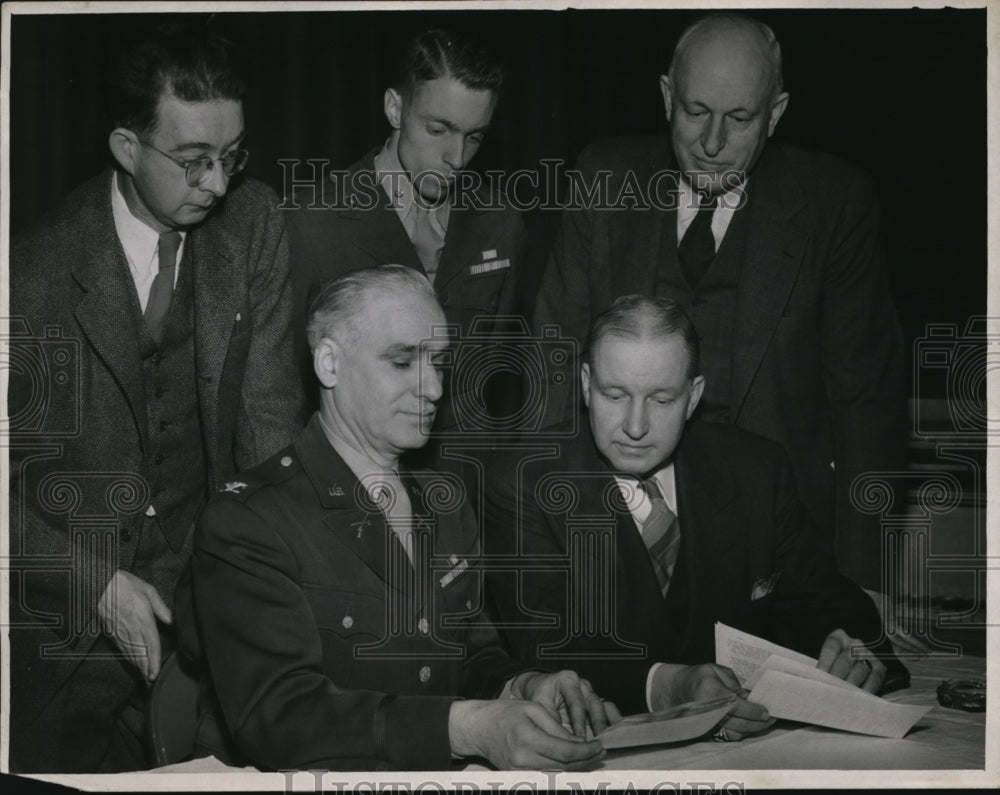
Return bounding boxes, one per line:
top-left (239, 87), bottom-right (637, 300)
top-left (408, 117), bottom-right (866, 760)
top-left (187, 414), bottom-right (527, 771)
top-left (283, 148), bottom-right (527, 425)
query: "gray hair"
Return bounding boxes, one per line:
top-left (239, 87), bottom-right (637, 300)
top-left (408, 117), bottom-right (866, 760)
top-left (669, 12), bottom-right (784, 98)
top-left (306, 265), bottom-right (438, 351)
top-left (586, 295), bottom-right (701, 381)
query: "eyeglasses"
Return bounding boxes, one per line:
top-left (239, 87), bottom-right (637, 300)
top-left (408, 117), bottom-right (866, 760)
top-left (139, 140), bottom-right (249, 187)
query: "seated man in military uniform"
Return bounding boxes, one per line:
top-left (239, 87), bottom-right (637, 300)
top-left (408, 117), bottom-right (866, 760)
top-left (180, 265), bottom-right (627, 771)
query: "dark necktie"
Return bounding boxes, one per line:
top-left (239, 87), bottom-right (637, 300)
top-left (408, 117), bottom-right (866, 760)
top-left (144, 231), bottom-right (181, 344)
top-left (678, 192), bottom-right (718, 288)
top-left (412, 204), bottom-right (444, 284)
top-left (640, 476), bottom-right (682, 597)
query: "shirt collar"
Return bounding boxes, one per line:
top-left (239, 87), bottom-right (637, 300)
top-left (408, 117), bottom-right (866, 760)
top-left (677, 176), bottom-right (745, 222)
top-left (372, 134), bottom-right (450, 230)
top-left (111, 170), bottom-right (186, 275)
top-left (615, 463), bottom-right (677, 516)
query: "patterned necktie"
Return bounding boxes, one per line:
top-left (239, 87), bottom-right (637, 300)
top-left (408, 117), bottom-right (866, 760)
top-left (678, 192), bottom-right (718, 288)
top-left (640, 476), bottom-right (682, 597)
top-left (411, 204), bottom-right (444, 284)
top-left (144, 231), bottom-right (181, 344)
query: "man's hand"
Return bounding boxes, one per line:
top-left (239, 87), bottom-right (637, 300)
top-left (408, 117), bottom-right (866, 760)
top-left (97, 570), bottom-right (173, 683)
top-left (817, 628), bottom-right (886, 693)
top-left (449, 699), bottom-right (606, 770)
top-left (512, 670), bottom-right (622, 738)
top-left (650, 663), bottom-right (774, 741)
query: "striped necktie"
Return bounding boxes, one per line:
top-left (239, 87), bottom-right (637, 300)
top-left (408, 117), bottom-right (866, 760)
top-left (639, 476), bottom-right (682, 597)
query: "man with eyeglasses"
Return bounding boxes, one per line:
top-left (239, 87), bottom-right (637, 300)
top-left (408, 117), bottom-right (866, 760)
top-left (8, 23), bottom-right (303, 773)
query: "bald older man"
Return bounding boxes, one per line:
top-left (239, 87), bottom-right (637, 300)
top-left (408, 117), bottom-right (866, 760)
top-left (535, 12), bottom-right (907, 590)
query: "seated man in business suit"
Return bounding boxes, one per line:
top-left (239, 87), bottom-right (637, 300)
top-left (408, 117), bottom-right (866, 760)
top-left (534, 12), bottom-right (907, 592)
top-left (486, 295), bottom-right (905, 732)
top-left (284, 29), bottom-right (526, 434)
top-left (182, 265), bottom-right (625, 771)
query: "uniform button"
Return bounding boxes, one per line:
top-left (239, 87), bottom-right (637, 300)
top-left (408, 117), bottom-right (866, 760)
top-left (418, 617), bottom-right (429, 635)
top-left (342, 615), bottom-right (354, 629)
top-left (154, 453), bottom-right (165, 464)
top-left (121, 529), bottom-right (132, 543)
top-left (281, 456), bottom-right (293, 467)
top-left (465, 600), bottom-right (473, 611)
top-left (419, 665), bottom-right (431, 683)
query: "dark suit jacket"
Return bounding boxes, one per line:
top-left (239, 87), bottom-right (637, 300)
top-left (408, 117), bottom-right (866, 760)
top-left (182, 414), bottom-right (527, 771)
top-left (534, 136), bottom-right (908, 588)
top-left (8, 170), bottom-right (304, 756)
top-left (283, 148), bottom-right (528, 428)
top-left (484, 420), bottom-right (893, 716)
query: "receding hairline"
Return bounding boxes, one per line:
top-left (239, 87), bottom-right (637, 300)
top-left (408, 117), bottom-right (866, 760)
top-left (668, 14), bottom-right (784, 97)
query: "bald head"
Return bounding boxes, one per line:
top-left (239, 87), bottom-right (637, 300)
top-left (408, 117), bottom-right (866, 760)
top-left (670, 14), bottom-right (783, 101)
top-left (660, 13), bottom-right (789, 196)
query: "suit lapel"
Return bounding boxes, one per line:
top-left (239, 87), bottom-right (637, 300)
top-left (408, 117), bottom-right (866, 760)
top-left (341, 195), bottom-right (426, 274)
top-left (674, 428), bottom-right (742, 626)
top-left (70, 172), bottom-right (148, 450)
top-left (339, 152), bottom-right (426, 274)
top-left (191, 216), bottom-right (240, 481)
top-left (729, 148), bottom-right (810, 419)
top-left (608, 142), bottom-right (682, 300)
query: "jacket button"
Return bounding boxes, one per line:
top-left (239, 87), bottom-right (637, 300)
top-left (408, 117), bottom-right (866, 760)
top-left (418, 617), bottom-right (429, 635)
top-left (281, 456), bottom-right (293, 467)
top-left (154, 454), bottom-right (165, 465)
top-left (419, 665), bottom-right (431, 683)
top-left (342, 615), bottom-right (353, 629)
top-left (465, 600), bottom-right (473, 611)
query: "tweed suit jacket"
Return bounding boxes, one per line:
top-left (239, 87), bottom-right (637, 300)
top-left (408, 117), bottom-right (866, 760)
top-left (8, 170), bottom-right (305, 716)
top-left (534, 135), bottom-right (908, 587)
top-left (183, 414), bottom-right (528, 771)
top-left (484, 420), bottom-right (891, 716)
top-left (283, 148), bottom-right (527, 426)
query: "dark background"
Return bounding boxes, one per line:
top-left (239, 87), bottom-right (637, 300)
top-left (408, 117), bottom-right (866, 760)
top-left (8, 7), bottom-right (987, 393)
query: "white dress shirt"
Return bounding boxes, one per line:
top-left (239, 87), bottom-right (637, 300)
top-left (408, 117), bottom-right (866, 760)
top-left (676, 176), bottom-right (745, 254)
top-left (110, 170), bottom-right (185, 312)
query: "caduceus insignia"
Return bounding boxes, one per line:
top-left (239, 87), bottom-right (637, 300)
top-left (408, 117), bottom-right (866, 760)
top-left (222, 481), bottom-right (248, 494)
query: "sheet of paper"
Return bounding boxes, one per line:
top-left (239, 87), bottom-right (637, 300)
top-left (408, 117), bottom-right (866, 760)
top-left (714, 622), bottom-right (816, 685)
top-left (746, 653), bottom-right (859, 692)
top-left (596, 695), bottom-right (737, 749)
top-left (749, 669), bottom-right (931, 739)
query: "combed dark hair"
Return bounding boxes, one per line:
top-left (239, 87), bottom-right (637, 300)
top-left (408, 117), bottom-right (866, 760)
top-left (112, 22), bottom-right (247, 137)
top-left (393, 29), bottom-right (503, 99)
top-left (586, 295), bottom-right (701, 380)
top-left (306, 265), bottom-right (439, 352)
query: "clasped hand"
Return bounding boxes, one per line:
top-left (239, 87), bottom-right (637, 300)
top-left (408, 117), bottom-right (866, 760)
top-left (449, 669), bottom-right (620, 769)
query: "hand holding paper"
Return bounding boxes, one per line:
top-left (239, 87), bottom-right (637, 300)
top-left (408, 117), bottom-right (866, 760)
top-left (650, 662), bottom-right (774, 741)
top-left (715, 623), bottom-right (929, 739)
